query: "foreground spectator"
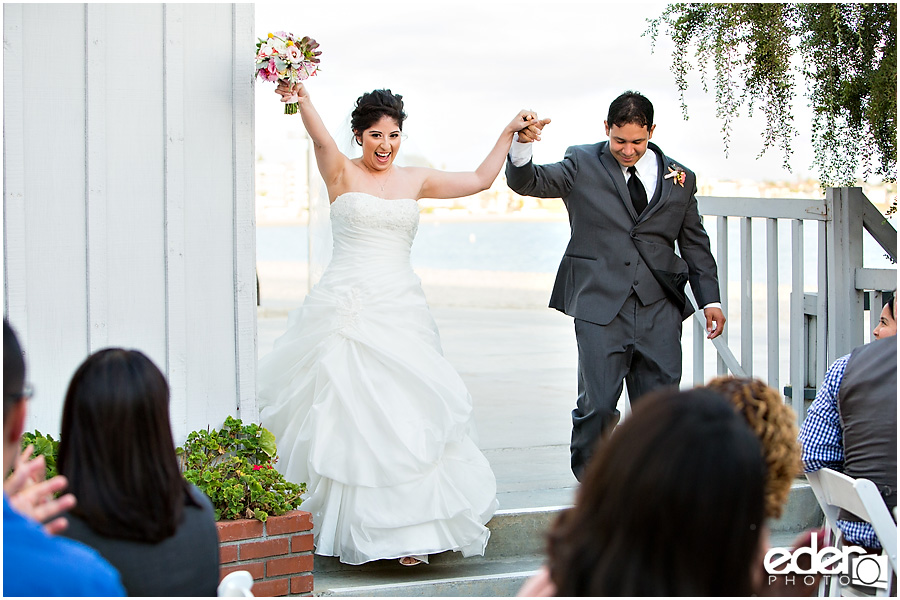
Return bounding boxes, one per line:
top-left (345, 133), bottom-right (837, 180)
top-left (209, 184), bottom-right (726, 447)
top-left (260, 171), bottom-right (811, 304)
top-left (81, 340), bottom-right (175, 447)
top-left (5, 443), bottom-right (76, 536)
top-left (58, 348), bottom-right (220, 596)
top-left (704, 376), bottom-right (802, 519)
top-left (702, 377), bottom-right (824, 596)
top-left (542, 389), bottom-right (768, 596)
top-left (3, 320), bottom-right (124, 596)
top-left (799, 293), bottom-right (897, 550)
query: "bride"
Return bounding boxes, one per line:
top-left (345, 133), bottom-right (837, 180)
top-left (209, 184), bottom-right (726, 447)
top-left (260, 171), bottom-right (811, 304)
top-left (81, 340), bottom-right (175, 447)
top-left (258, 82), bottom-right (543, 566)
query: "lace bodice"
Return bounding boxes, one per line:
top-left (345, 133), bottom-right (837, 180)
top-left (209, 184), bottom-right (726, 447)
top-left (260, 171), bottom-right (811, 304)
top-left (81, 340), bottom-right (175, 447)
top-left (330, 192), bottom-right (419, 236)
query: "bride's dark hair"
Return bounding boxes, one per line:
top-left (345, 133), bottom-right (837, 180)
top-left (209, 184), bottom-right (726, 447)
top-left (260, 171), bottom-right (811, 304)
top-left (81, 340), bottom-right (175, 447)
top-left (351, 89), bottom-right (407, 142)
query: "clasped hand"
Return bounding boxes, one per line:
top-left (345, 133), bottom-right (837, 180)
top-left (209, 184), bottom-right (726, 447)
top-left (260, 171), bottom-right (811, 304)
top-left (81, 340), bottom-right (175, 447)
top-left (515, 112), bottom-right (551, 143)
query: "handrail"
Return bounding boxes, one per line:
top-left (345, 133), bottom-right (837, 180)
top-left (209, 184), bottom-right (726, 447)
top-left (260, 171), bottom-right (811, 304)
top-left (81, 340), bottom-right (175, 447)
top-left (697, 196), bottom-right (827, 220)
top-left (860, 194), bottom-right (897, 261)
top-left (686, 288), bottom-right (746, 378)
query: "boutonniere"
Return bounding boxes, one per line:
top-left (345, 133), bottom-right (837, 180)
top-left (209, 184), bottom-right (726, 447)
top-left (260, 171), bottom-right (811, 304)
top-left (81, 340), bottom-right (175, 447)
top-left (664, 164), bottom-right (686, 187)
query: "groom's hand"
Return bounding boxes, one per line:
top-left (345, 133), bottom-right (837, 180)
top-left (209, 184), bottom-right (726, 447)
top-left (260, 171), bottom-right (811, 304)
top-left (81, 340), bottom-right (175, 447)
top-left (704, 306), bottom-right (726, 339)
top-left (516, 115), bottom-right (551, 143)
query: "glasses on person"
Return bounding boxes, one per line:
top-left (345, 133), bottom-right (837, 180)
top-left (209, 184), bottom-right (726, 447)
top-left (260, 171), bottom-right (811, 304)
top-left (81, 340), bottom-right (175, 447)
top-left (6, 382), bottom-right (34, 402)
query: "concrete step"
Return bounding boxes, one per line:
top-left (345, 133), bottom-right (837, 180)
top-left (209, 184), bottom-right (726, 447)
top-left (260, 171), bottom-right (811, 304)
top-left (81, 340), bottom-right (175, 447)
top-left (770, 479), bottom-right (824, 534)
top-left (312, 480), bottom-right (823, 596)
top-left (315, 559), bottom-right (541, 597)
top-left (314, 506), bottom-right (560, 575)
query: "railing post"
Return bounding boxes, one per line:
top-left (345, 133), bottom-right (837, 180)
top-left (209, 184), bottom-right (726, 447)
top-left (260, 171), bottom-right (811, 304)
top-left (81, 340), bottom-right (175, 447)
top-left (790, 221), bottom-right (806, 420)
top-left (824, 187), bottom-right (865, 364)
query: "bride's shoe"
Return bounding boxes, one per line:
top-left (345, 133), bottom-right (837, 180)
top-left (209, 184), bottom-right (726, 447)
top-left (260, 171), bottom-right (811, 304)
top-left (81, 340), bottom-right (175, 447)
top-left (398, 555), bottom-right (428, 566)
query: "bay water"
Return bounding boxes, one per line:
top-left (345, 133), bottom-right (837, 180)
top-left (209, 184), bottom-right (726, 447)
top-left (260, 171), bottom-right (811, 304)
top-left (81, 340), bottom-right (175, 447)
top-left (257, 219), bottom-right (895, 282)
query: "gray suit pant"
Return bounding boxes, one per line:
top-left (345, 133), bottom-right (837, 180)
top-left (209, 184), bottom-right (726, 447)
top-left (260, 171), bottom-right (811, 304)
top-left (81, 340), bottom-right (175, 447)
top-left (571, 292), bottom-right (682, 480)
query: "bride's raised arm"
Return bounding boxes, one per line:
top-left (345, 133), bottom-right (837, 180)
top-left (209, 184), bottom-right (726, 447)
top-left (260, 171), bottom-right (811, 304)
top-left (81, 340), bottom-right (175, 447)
top-left (416, 110), bottom-right (549, 200)
top-left (276, 82), bottom-right (348, 188)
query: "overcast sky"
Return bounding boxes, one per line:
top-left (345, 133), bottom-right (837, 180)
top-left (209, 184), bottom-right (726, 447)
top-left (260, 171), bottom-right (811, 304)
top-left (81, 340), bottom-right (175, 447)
top-left (255, 1), bottom-right (818, 182)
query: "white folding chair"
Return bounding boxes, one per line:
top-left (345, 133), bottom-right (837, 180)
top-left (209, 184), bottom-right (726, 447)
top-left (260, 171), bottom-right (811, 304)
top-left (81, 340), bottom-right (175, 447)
top-left (806, 468), bottom-right (897, 597)
top-left (217, 570), bottom-right (255, 597)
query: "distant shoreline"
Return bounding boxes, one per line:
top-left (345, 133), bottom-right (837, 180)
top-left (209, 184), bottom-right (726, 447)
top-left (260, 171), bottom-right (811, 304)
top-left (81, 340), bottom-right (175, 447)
top-left (257, 210), bottom-right (569, 227)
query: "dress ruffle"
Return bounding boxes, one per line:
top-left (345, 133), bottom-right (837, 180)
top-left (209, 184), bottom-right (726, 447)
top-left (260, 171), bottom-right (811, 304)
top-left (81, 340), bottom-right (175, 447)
top-left (258, 193), bottom-right (498, 564)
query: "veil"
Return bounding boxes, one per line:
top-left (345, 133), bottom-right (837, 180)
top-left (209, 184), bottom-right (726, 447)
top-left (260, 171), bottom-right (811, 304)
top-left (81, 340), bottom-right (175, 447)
top-left (306, 109), bottom-right (432, 290)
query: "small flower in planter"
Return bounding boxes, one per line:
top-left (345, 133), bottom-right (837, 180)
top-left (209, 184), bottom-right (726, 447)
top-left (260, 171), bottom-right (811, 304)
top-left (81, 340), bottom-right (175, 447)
top-left (176, 416), bottom-right (306, 522)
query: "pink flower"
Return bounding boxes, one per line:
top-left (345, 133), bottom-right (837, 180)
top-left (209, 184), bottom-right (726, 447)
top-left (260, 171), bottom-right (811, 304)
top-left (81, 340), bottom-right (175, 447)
top-left (257, 60), bottom-right (281, 82)
top-left (258, 67), bottom-right (279, 82)
top-left (285, 45), bottom-right (304, 65)
top-left (252, 465), bottom-right (262, 471)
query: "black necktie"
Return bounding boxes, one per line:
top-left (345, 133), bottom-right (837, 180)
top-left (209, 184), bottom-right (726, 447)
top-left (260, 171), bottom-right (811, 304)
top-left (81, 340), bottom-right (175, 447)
top-left (627, 166), bottom-right (648, 215)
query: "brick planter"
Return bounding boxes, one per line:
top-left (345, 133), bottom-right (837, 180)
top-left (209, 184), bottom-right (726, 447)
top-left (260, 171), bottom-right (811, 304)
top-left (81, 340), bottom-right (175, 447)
top-left (217, 510), bottom-right (314, 597)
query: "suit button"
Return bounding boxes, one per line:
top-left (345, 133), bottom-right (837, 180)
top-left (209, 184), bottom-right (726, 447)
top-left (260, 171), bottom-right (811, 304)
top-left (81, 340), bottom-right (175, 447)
top-left (625, 261), bottom-right (631, 266)
top-left (633, 280), bottom-right (639, 285)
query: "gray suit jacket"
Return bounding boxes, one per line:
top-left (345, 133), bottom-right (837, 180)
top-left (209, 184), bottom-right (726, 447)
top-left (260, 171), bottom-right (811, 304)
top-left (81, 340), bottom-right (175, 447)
top-left (506, 141), bottom-right (720, 326)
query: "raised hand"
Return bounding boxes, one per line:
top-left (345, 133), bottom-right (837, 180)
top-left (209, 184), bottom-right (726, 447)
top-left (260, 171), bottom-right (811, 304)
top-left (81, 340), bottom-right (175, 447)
top-left (515, 113), bottom-right (551, 143)
top-left (4, 447), bottom-right (77, 535)
top-left (275, 81), bottom-right (306, 104)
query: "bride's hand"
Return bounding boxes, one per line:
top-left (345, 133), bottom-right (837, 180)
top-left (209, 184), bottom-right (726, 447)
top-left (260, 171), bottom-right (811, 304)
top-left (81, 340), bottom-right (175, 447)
top-left (275, 81), bottom-right (307, 104)
top-left (512, 110), bottom-right (551, 143)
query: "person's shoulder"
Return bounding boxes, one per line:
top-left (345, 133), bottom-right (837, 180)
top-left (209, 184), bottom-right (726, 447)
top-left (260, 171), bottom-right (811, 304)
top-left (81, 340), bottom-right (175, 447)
top-left (183, 484), bottom-right (220, 547)
top-left (845, 335), bottom-right (897, 373)
top-left (4, 509), bottom-right (124, 596)
top-left (826, 353), bottom-right (852, 377)
top-left (650, 142), bottom-right (695, 176)
top-left (856, 334), bottom-right (897, 355)
top-left (562, 143), bottom-right (605, 169)
top-left (53, 540), bottom-right (125, 595)
top-left (567, 142), bottom-right (605, 155)
top-left (187, 482), bottom-right (217, 515)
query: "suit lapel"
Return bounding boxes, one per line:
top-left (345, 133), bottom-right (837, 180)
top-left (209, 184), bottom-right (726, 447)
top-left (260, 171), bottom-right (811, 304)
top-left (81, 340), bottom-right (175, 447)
top-left (636, 144), bottom-right (671, 223)
top-left (597, 142), bottom-right (639, 221)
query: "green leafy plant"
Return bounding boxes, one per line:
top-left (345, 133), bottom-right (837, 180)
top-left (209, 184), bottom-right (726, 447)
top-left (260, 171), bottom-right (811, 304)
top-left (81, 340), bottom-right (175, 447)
top-left (176, 416), bottom-right (306, 522)
top-left (645, 3), bottom-right (897, 186)
top-left (20, 430), bottom-right (59, 479)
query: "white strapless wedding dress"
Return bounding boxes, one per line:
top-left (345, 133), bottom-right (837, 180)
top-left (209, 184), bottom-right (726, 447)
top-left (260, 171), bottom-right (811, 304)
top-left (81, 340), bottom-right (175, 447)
top-left (257, 192), bottom-right (498, 565)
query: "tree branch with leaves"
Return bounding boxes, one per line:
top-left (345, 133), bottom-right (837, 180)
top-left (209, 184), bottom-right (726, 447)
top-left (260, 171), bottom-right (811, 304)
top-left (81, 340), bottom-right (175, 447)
top-left (645, 3), bottom-right (896, 187)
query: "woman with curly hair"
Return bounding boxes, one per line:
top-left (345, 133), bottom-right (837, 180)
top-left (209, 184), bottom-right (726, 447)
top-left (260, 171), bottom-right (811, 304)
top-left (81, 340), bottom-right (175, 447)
top-left (703, 376), bottom-right (802, 519)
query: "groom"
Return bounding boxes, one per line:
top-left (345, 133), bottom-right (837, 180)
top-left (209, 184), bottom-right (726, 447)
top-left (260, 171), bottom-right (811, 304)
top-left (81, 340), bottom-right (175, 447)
top-left (507, 91), bottom-right (725, 480)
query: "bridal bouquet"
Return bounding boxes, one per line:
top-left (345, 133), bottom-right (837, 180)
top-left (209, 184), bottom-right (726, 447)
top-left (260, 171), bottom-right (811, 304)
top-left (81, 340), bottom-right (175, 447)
top-left (255, 31), bottom-right (321, 114)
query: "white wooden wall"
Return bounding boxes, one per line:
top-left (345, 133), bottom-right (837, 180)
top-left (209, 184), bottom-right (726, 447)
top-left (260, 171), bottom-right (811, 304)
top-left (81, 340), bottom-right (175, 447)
top-left (2, 3), bottom-right (257, 444)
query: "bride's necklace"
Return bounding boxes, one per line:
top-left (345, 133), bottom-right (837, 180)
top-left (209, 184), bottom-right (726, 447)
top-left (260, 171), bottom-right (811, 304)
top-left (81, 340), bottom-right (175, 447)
top-left (365, 165), bottom-right (393, 195)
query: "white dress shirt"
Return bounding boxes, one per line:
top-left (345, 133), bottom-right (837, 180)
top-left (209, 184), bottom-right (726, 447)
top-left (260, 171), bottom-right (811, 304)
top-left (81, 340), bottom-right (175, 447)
top-left (621, 146), bottom-right (658, 206)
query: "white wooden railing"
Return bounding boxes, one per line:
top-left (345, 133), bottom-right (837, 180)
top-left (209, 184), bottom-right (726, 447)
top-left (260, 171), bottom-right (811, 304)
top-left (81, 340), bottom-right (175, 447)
top-left (691, 187), bottom-right (896, 422)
